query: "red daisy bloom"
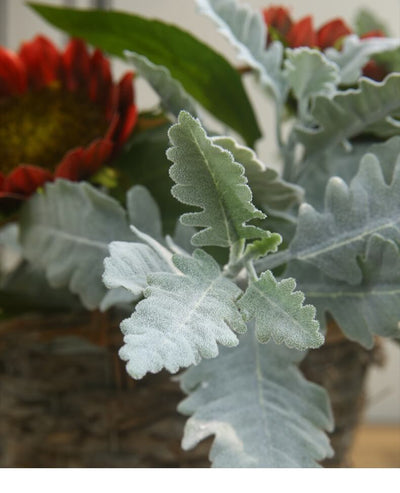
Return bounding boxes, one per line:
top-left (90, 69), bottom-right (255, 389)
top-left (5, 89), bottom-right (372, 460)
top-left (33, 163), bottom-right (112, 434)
top-left (262, 6), bottom-right (389, 82)
top-left (0, 35), bottom-right (138, 212)
top-left (317, 18), bottom-right (352, 51)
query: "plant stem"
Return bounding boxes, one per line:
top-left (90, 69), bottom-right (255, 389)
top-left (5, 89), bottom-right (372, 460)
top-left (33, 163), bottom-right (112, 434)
top-left (254, 249), bottom-right (292, 273)
top-left (245, 260), bottom-right (258, 282)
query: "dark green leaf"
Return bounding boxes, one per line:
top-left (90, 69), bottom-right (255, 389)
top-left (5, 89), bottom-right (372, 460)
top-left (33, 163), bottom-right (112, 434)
top-left (29, 2), bottom-right (261, 146)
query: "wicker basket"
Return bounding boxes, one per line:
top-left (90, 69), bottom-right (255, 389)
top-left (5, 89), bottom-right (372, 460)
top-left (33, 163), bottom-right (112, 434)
top-left (0, 310), bottom-right (381, 467)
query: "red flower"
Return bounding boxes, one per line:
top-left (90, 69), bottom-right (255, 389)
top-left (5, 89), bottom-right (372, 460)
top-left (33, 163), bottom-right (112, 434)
top-left (287, 16), bottom-right (317, 48)
top-left (262, 5), bottom-right (389, 82)
top-left (262, 6), bottom-right (293, 42)
top-left (317, 19), bottom-right (352, 50)
top-left (0, 36), bottom-right (137, 212)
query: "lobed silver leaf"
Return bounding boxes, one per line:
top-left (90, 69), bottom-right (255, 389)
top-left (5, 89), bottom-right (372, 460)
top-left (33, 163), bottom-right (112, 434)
top-left (238, 271), bottom-right (323, 350)
top-left (167, 111), bottom-right (268, 248)
top-left (178, 328), bottom-right (333, 467)
top-left (119, 249), bottom-right (246, 379)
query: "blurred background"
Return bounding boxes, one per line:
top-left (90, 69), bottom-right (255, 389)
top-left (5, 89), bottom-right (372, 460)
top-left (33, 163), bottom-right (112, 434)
top-left (0, 0), bottom-right (399, 448)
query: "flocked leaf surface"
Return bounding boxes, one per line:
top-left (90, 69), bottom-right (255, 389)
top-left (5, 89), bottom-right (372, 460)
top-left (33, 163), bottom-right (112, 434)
top-left (167, 112), bottom-right (267, 247)
top-left (238, 271), bottom-right (323, 350)
top-left (325, 35), bottom-right (400, 84)
top-left (30, 2), bottom-right (261, 146)
top-left (103, 240), bottom-right (175, 300)
top-left (197, 0), bottom-right (287, 101)
top-left (297, 141), bottom-right (373, 209)
top-left (119, 249), bottom-right (246, 379)
top-left (296, 74), bottom-right (400, 157)
top-left (287, 235), bottom-right (400, 348)
top-left (212, 136), bottom-right (303, 213)
top-left (20, 180), bottom-right (134, 309)
top-left (284, 48), bottom-right (339, 122)
top-left (298, 137), bottom-right (400, 210)
top-left (178, 328), bottom-right (333, 467)
top-left (258, 151), bottom-right (400, 284)
top-left (289, 154), bottom-right (400, 284)
top-left (126, 185), bottom-right (164, 242)
top-left (124, 52), bottom-right (197, 117)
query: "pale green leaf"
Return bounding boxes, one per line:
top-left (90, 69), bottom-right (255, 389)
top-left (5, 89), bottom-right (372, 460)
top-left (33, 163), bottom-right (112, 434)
top-left (103, 241), bottom-right (175, 299)
top-left (212, 136), bottom-right (303, 213)
top-left (296, 75), bottom-right (400, 157)
top-left (196, 0), bottom-right (287, 100)
top-left (325, 35), bottom-right (400, 84)
top-left (284, 48), bottom-right (340, 122)
top-left (126, 185), bottom-right (163, 242)
top-left (297, 141), bottom-right (373, 209)
top-left (102, 221), bottom-right (178, 311)
top-left (119, 249), bottom-right (246, 379)
top-left (243, 235), bottom-right (282, 261)
top-left (178, 328), bottom-right (333, 467)
top-left (287, 235), bottom-right (400, 348)
top-left (238, 271), bottom-right (323, 350)
top-left (167, 111), bottom-right (267, 248)
top-left (19, 180), bottom-right (134, 309)
top-left (257, 150), bottom-right (400, 283)
top-left (290, 154), bottom-right (400, 284)
top-left (354, 8), bottom-right (389, 37)
top-left (124, 51), bottom-right (197, 117)
top-left (298, 137), bottom-right (400, 210)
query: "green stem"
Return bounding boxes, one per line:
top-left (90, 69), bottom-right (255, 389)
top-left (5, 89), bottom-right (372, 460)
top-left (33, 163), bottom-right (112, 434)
top-left (254, 249), bottom-right (292, 274)
top-left (245, 260), bottom-right (258, 282)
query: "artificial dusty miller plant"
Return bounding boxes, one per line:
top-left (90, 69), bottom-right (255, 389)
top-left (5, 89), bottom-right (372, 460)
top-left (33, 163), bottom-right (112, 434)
top-left (1, 0), bottom-right (400, 467)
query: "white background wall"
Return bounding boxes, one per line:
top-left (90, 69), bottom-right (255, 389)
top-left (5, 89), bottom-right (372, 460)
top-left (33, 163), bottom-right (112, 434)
top-left (2, 0), bottom-right (400, 424)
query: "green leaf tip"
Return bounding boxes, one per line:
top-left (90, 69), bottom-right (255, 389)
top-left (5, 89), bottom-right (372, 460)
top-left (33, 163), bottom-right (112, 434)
top-left (167, 111), bottom-right (269, 248)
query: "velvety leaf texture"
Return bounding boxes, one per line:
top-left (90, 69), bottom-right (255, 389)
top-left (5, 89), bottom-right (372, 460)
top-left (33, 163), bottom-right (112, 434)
top-left (238, 271), bottom-right (323, 350)
top-left (167, 112), bottom-right (267, 248)
top-left (119, 249), bottom-right (246, 379)
top-left (212, 136), bottom-right (303, 214)
top-left (103, 241), bottom-right (175, 300)
top-left (126, 185), bottom-right (164, 242)
top-left (297, 74), bottom-right (400, 156)
top-left (289, 153), bottom-right (400, 284)
top-left (178, 329), bottom-right (334, 467)
top-left (287, 235), bottom-right (400, 348)
top-left (20, 180), bottom-right (134, 309)
top-left (124, 51), bottom-right (197, 117)
top-left (197, 0), bottom-right (287, 101)
top-left (284, 48), bottom-right (339, 122)
top-left (325, 35), bottom-right (400, 84)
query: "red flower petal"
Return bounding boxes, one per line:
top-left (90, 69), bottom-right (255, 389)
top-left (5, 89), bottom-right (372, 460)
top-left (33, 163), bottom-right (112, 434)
top-left (62, 38), bottom-right (91, 93)
top-left (89, 49), bottom-right (113, 106)
top-left (287, 16), bottom-right (317, 48)
top-left (361, 30), bottom-right (386, 39)
top-left (0, 47), bottom-right (27, 98)
top-left (362, 60), bottom-right (388, 81)
top-left (117, 72), bottom-right (135, 111)
top-left (317, 19), bottom-right (352, 50)
top-left (263, 6), bottom-right (293, 38)
top-left (0, 172), bottom-right (4, 189)
top-left (3, 165), bottom-right (53, 197)
top-left (114, 105), bottom-right (138, 148)
top-left (19, 35), bottom-right (61, 90)
top-left (55, 139), bottom-right (113, 181)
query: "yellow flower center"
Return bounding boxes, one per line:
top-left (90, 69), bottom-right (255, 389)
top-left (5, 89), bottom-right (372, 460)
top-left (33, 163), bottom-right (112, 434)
top-left (0, 84), bottom-right (109, 175)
